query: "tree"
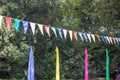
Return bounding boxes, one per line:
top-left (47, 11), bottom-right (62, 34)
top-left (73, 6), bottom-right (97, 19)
top-left (0, 0), bottom-right (120, 79)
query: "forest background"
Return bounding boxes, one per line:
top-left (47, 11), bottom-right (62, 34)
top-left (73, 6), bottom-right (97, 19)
top-left (0, 0), bottom-right (120, 79)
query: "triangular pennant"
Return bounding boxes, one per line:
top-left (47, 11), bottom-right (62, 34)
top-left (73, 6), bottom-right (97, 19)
top-left (58, 28), bottom-right (63, 39)
top-left (22, 21), bottom-right (28, 34)
top-left (82, 33), bottom-right (88, 42)
top-left (109, 37), bottom-right (113, 44)
top-left (115, 38), bottom-right (119, 45)
top-left (112, 37), bottom-right (116, 45)
top-left (63, 29), bottom-right (67, 39)
top-left (106, 36), bottom-right (110, 44)
top-left (104, 36), bottom-right (109, 44)
top-left (30, 22), bottom-right (36, 35)
top-left (0, 15), bottom-right (3, 29)
top-left (87, 34), bottom-right (91, 42)
top-left (100, 36), bottom-right (105, 43)
top-left (91, 34), bottom-right (96, 42)
top-left (118, 38), bottom-right (120, 44)
top-left (73, 31), bottom-right (78, 41)
top-left (78, 32), bottom-right (84, 41)
top-left (69, 30), bottom-right (73, 41)
top-left (5, 17), bottom-right (12, 31)
top-left (38, 24), bottom-right (44, 36)
top-left (14, 19), bottom-right (20, 32)
top-left (96, 35), bottom-right (101, 42)
top-left (51, 27), bottom-right (57, 37)
top-left (44, 25), bottom-right (50, 37)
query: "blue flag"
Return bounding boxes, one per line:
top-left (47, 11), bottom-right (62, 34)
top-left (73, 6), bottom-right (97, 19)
top-left (28, 46), bottom-right (34, 80)
top-left (104, 36), bottom-right (108, 44)
top-left (58, 28), bottom-right (63, 39)
top-left (118, 38), bottom-right (120, 44)
top-left (22, 21), bottom-right (28, 34)
top-left (100, 36), bottom-right (105, 43)
top-left (82, 33), bottom-right (88, 42)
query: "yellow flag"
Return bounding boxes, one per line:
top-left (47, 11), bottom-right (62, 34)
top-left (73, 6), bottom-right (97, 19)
top-left (55, 46), bottom-right (60, 80)
top-left (109, 37), bottom-right (113, 44)
top-left (91, 34), bottom-right (96, 42)
top-left (69, 30), bottom-right (73, 41)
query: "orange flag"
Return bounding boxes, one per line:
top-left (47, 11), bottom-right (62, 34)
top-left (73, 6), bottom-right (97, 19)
top-left (96, 35), bottom-right (101, 42)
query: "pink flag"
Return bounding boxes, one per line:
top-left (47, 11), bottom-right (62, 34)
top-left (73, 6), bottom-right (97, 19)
top-left (44, 25), bottom-right (50, 37)
top-left (84, 48), bottom-right (89, 80)
top-left (73, 31), bottom-right (78, 41)
top-left (5, 17), bottom-right (12, 31)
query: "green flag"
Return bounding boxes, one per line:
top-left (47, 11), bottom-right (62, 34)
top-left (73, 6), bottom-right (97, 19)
top-left (106, 49), bottom-right (110, 80)
top-left (14, 19), bottom-right (20, 32)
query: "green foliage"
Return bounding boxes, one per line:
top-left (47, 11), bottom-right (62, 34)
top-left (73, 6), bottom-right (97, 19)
top-left (0, 0), bottom-right (120, 79)
top-left (0, 23), bottom-right (29, 79)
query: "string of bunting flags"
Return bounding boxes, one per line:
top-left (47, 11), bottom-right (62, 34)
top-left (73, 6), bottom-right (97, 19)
top-left (0, 15), bottom-right (120, 45)
top-left (0, 15), bottom-right (112, 80)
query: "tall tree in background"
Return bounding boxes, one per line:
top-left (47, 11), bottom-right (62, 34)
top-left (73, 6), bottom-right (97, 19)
top-left (0, 0), bottom-right (120, 79)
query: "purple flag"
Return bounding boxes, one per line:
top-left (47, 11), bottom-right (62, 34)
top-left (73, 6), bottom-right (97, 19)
top-left (22, 21), bottom-right (28, 34)
top-left (58, 28), bottom-right (63, 39)
top-left (83, 33), bottom-right (88, 42)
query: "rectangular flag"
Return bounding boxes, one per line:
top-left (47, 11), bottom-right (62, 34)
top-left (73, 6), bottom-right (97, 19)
top-left (84, 48), bottom-right (89, 80)
top-left (106, 49), bottom-right (110, 80)
top-left (55, 46), bottom-right (60, 80)
top-left (28, 46), bottom-right (34, 80)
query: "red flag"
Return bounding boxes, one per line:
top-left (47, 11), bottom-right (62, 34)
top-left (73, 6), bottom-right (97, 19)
top-left (5, 17), bottom-right (12, 31)
top-left (44, 25), bottom-right (50, 37)
top-left (96, 35), bottom-right (101, 42)
top-left (112, 37), bottom-right (116, 45)
top-left (73, 31), bottom-right (78, 41)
